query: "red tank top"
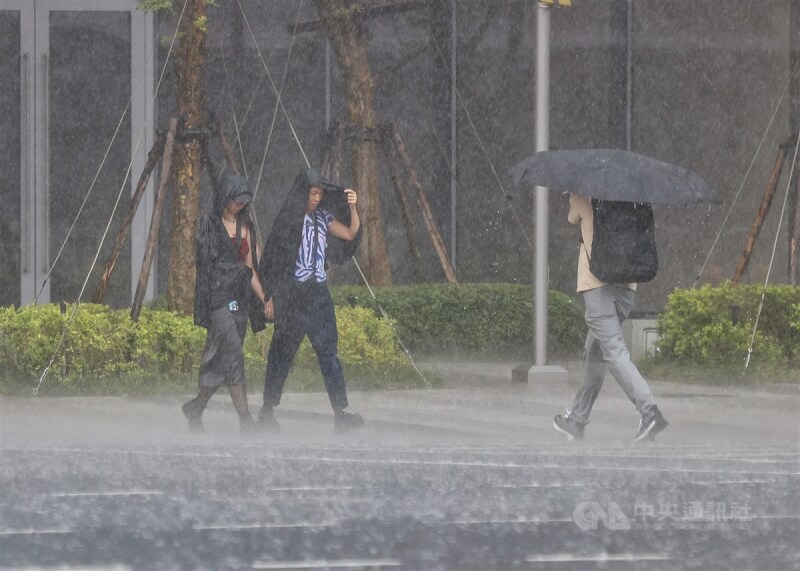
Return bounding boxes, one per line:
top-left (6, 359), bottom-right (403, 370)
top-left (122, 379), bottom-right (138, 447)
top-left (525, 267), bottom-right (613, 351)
top-left (231, 236), bottom-right (249, 262)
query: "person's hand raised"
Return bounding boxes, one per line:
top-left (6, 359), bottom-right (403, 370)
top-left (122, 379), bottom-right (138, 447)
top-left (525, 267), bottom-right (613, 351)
top-left (344, 189), bottom-right (357, 209)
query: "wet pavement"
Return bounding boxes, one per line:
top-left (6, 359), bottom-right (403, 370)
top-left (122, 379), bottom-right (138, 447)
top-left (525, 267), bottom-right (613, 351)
top-left (1, 364), bottom-right (798, 570)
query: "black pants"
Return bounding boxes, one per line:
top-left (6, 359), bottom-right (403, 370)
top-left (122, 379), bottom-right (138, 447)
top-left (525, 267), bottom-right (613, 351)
top-left (263, 281), bottom-right (348, 411)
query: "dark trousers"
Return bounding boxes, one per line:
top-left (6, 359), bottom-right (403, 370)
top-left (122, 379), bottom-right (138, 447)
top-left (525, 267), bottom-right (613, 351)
top-left (263, 281), bottom-right (348, 411)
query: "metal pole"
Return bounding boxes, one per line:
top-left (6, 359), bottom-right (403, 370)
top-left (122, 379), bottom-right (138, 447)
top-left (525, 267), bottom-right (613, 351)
top-left (325, 39), bottom-right (331, 130)
top-left (450, 0), bottom-right (458, 269)
top-left (626, 0), bottom-right (632, 151)
top-left (534, 2), bottom-right (550, 366)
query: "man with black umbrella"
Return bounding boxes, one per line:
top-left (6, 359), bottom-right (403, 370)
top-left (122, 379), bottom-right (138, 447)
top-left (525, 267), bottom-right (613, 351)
top-left (256, 169), bottom-right (365, 433)
top-left (512, 148), bottom-right (718, 442)
top-left (553, 194), bottom-right (668, 442)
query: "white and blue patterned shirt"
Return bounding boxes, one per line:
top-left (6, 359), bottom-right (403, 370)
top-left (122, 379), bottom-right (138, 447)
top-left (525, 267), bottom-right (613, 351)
top-left (294, 209), bottom-right (335, 283)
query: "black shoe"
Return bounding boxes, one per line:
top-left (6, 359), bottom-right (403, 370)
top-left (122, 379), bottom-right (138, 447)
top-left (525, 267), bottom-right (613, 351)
top-left (635, 406), bottom-right (668, 442)
top-left (553, 411), bottom-right (585, 441)
top-left (181, 399), bottom-right (204, 433)
top-left (256, 406), bottom-right (280, 433)
top-left (239, 413), bottom-right (257, 434)
top-left (334, 410), bottom-right (365, 433)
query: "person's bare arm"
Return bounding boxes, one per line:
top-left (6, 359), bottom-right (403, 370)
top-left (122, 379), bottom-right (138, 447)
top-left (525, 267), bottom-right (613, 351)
top-left (568, 194), bottom-right (588, 225)
top-left (243, 228), bottom-right (270, 319)
top-left (328, 189), bottom-right (361, 241)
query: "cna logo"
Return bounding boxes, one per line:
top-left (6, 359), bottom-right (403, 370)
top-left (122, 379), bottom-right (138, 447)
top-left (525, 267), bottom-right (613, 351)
top-left (573, 501), bottom-right (632, 531)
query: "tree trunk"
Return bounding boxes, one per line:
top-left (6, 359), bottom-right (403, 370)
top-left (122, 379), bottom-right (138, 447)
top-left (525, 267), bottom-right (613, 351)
top-left (789, 2), bottom-right (800, 283)
top-left (166, 0), bottom-right (208, 314)
top-left (316, 0), bottom-right (392, 285)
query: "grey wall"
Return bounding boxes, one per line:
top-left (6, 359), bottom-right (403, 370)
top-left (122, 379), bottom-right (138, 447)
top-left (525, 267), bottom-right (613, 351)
top-left (150, 0), bottom-right (795, 313)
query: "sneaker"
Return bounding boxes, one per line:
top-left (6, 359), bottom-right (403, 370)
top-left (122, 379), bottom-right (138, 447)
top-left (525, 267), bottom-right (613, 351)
top-left (634, 406), bottom-right (668, 442)
top-left (334, 410), bottom-right (365, 433)
top-left (256, 406), bottom-right (280, 433)
top-left (181, 399), bottom-right (204, 433)
top-left (553, 411), bottom-right (585, 441)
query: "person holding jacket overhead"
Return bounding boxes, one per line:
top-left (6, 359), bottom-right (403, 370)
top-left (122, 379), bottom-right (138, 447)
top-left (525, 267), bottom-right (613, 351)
top-left (257, 168), bottom-right (365, 433)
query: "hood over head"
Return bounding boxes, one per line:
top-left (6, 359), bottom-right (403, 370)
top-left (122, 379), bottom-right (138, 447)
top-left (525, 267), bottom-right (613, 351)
top-left (214, 173), bottom-right (252, 215)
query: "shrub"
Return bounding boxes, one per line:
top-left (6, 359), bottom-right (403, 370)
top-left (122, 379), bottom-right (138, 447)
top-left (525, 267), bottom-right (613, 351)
top-left (64, 304), bottom-right (139, 378)
top-left (655, 283), bottom-right (800, 374)
top-left (330, 283), bottom-right (585, 358)
top-left (0, 304), bottom-right (140, 382)
top-left (0, 304), bottom-right (66, 379)
top-left (0, 303), bottom-right (424, 395)
top-left (133, 308), bottom-right (207, 375)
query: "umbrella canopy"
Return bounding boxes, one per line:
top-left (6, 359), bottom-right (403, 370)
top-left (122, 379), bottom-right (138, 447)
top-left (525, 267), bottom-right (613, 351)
top-left (510, 149), bottom-right (720, 206)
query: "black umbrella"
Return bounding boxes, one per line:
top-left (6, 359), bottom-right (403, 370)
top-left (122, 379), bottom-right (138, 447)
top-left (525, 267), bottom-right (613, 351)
top-left (510, 149), bottom-right (720, 206)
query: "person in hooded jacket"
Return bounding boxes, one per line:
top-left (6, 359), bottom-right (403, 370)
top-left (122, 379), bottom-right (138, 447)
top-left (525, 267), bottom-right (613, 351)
top-left (257, 169), bottom-right (364, 432)
top-left (182, 173), bottom-right (269, 433)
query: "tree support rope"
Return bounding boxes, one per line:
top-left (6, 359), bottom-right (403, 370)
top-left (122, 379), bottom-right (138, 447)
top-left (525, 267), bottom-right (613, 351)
top-left (34, 0), bottom-right (189, 395)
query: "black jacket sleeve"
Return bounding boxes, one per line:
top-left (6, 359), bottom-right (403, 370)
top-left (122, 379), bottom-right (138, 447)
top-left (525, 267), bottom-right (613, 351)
top-left (193, 217), bottom-right (214, 329)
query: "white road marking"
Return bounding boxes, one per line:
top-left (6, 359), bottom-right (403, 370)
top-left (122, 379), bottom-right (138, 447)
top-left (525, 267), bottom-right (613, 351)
top-left (0, 566), bottom-right (131, 570)
top-left (432, 518), bottom-right (573, 526)
top-left (193, 522), bottom-right (336, 531)
top-left (490, 483), bottom-right (586, 489)
top-left (223, 455), bottom-right (800, 477)
top-left (339, 448), bottom-right (800, 465)
top-left (193, 518), bottom-right (577, 532)
top-left (526, 553), bottom-right (671, 563)
top-left (49, 491), bottom-right (164, 498)
top-left (716, 480), bottom-right (775, 485)
top-left (266, 486), bottom-right (356, 492)
top-left (252, 559), bottom-right (402, 569)
top-left (5, 446), bottom-right (797, 468)
top-left (0, 528), bottom-right (74, 536)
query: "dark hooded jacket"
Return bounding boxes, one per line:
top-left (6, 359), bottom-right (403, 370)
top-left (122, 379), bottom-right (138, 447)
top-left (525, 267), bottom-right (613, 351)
top-left (258, 169), bottom-right (362, 299)
top-left (194, 173), bottom-right (266, 333)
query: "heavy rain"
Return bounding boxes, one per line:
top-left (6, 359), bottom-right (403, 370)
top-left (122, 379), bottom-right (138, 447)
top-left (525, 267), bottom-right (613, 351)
top-left (0, 1), bottom-right (798, 570)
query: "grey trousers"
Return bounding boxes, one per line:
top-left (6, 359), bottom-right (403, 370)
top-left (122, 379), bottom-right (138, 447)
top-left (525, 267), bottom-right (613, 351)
top-left (569, 284), bottom-right (656, 424)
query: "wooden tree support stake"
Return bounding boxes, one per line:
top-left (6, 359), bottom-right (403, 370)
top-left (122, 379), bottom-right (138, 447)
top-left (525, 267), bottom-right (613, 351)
top-left (216, 124), bottom-right (241, 175)
top-left (381, 125), bottom-right (423, 282)
top-left (92, 133), bottom-right (166, 303)
top-left (789, 161), bottom-right (800, 285)
top-left (390, 123), bottom-right (458, 284)
top-left (732, 137), bottom-right (792, 285)
top-left (201, 135), bottom-right (220, 191)
top-left (131, 118), bottom-right (178, 321)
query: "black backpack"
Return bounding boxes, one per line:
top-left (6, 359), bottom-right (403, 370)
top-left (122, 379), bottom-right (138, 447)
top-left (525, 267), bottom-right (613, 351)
top-left (587, 199), bottom-right (658, 284)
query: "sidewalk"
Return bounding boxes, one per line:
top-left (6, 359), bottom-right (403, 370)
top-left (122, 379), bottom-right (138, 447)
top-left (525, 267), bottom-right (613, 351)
top-left (2, 361), bottom-right (798, 450)
top-left (423, 359), bottom-right (800, 395)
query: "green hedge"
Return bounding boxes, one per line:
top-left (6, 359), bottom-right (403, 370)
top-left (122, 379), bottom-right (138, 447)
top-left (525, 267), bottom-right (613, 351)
top-left (330, 283), bottom-right (586, 358)
top-left (654, 283), bottom-right (800, 375)
top-left (8, 283), bottom-right (794, 391)
top-left (0, 304), bottom-right (424, 395)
